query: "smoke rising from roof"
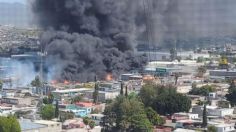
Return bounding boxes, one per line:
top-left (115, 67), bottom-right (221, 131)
top-left (33, 0), bottom-right (147, 82)
top-left (32, 0), bottom-right (236, 81)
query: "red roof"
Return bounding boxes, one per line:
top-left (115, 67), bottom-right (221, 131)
top-left (75, 102), bottom-right (94, 107)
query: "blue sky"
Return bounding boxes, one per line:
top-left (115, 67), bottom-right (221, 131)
top-left (0, 0), bottom-right (26, 4)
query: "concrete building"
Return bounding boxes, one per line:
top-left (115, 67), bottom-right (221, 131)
top-left (209, 70), bottom-right (236, 79)
top-left (51, 88), bottom-right (91, 100)
top-left (84, 90), bottom-right (119, 102)
top-left (208, 108), bottom-right (234, 117)
top-left (172, 113), bottom-right (199, 121)
top-left (89, 114), bottom-right (104, 125)
top-left (192, 105), bottom-right (234, 117)
top-left (1, 97), bottom-right (32, 105)
top-left (215, 124), bottom-right (235, 132)
top-left (20, 119), bottom-right (62, 132)
top-left (66, 102), bottom-right (105, 117)
top-left (208, 121), bottom-right (235, 132)
top-left (66, 103), bottom-right (93, 117)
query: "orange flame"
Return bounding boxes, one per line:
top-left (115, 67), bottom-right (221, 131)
top-left (143, 75), bottom-right (154, 81)
top-left (106, 74), bottom-right (113, 81)
top-left (64, 80), bottom-right (70, 84)
top-left (51, 80), bottom-right (58, 84)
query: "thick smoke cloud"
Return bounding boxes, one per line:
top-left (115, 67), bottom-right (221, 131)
top-left (148, 0), bottom-right (236, 45)
top-left (33, 0), bottom-right (147, 82)
top-left (32, 0), bottom-right (236, 81)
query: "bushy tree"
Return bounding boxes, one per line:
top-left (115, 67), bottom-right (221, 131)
top-left (83, 117), bottom-right (96, 130)
top-left (31, 75), bottom-right (42, 87)
top-left (83, 117), bottom-right (90, 126)
top-left (189, 85), bottom-right (216, 96)
top-left (226, 80), bottom-right (236, 106)
top-left (140, 83), bottom-right (176, 107)
top-left (104, 95), bottom-right (153, 132)
top-left (89, 120), bottom-right (96, 129)
top-left (0, 116), bottom-right (21, 132)
top-left (153, 93), bottom-right (191, 115)
top-left (208, 125), bottom-right (217, 132)
top-left (59, 111), bottom-right (74, 122)
top-left (71, 94), bottom-right (84, 104)
top-left (140, 83), bottom-right (190, 115)
top-left (140, 83), bottom-right (158, 107)
top-left (226, 90), bottom-right (236, 106)
top-left (41, 104), bottom-right (55, 120)
top-left (43, 94), bottom-right (54, 104)
top-left (145, 107), bottom-right (165, 126)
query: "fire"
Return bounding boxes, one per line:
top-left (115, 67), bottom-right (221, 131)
top-left (143, 75), bottom-right (155, 81)
top-left (106, 74), bottom-right (113, 81)
top-left (64, 80), bottom-right (70, 84)
top-left (51, 80), bottom-right (58, 84)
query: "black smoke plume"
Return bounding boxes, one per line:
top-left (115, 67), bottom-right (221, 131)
top-left (32, 0), bottom-right (236, 81)
top-left (32, 0), bottom-right (147, 82)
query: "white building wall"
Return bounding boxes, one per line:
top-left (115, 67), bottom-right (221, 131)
top-left (216, 124), bottom-right (235, 132)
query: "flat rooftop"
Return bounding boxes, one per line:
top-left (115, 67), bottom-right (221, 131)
top-left (34, 120), bottom-right (61, 125)
top-left (19, 120), bottom-right (47, 131)
top-left (52, 88), bottom-right (92, 93)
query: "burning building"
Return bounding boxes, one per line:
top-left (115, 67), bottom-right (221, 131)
top-left (32, 0), bottom-right (148, 82)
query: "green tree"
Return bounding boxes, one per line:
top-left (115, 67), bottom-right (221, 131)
top-left (228, 80), bottom-right (236, 93)
top-left (125, 85), bottom-right (128, 97)
top-left (104, 95), bottom-right (153, 132)
top-left (153, 93), bottom-right (191, 115)
top-left (55, 100), bottom-right (59, 118)
top-left (43, 94), bottom-right (54, 104)
top-left (83, 117), bottom-right (90, 126)
top-left (140, 83), bottom-right (177, 107)
top-left (189, 85), bottom-right (216, 96)
top-left (120, 82), bottom-right (124, 95)
top-left (93, 76), bottom-right (99, 104)
top-left (226, 80), bottom-right (236, 106)
top-left (0, 80), bottom-right (3, 92)
top-left (145, 107), bottom-right (165, 126)
top-left (202, 104), bottom-right (207, 128)
top-left (197, 57), bottom-right (204, 63)
top-left (41, 104), bottom-right (55, 120)
top-left (89, 120), bottom-right (96, 129)
top-left (59, 111), bottom-right (74, 122)
top-left (226, 90), bottom-right (236, 106)
top-left (208, 125), bottom-right (217, 132)
top-left (139, 83), bottom-right (158, 107)
top-left (70, 94), bottom-right (84, 104)
top-left (0, 116), bottom-right (21, 132)
top-left (31, 75), bottom-right (42, 87)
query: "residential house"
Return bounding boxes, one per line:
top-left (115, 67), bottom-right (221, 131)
top-left (20, 119), bottom-right (62, 132)
top-left (66, 102), bottom-right (93, 117)
top-left (1, 97), bottom-right (32, 106)
top-left (51, 88), bottom-right (91, 100)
